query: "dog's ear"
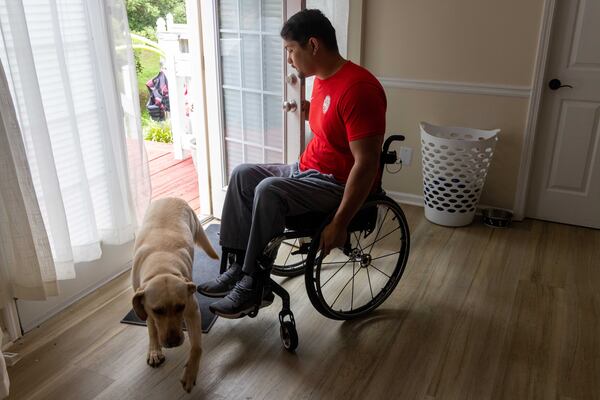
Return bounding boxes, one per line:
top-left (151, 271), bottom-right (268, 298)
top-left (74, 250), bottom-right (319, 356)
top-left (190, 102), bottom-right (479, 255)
top-left (186, 281), bottom-right (197, 296)
top-left (132, 289), bottom-right (147, 321)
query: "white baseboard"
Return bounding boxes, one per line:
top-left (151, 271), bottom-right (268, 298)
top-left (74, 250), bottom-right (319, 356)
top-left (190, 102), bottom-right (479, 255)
top-left (386, 190), bottom-right (424, 207)
top-left (19, 262), bottom-right (132, 333)
top-left (385, 190), bottom-right (514, 216)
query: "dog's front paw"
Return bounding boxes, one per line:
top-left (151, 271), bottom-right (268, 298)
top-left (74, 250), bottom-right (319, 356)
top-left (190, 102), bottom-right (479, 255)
top-left (147, 350), bottom-right (165, 367)
top-left (180, 364), bottom-right (198, 393)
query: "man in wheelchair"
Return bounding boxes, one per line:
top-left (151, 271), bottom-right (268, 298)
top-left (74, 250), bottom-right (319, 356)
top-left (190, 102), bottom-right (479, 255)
top-left (198, 9), bottom-right (387, 319)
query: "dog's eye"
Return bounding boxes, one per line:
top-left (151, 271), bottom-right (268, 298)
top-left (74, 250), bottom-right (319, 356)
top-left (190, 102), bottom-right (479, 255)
top-left (174, 304), bottom-right (185, 313)
top-left (153, 307), bottom-right (166, 315)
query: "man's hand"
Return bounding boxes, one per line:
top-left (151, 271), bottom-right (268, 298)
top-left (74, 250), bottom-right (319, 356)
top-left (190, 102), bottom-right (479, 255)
top-left (319, 220), bottom-right (347, 256)
top-left (302, 100), bottom-right (310, 120)
top-left (319, 135), bottom-right (383, 256)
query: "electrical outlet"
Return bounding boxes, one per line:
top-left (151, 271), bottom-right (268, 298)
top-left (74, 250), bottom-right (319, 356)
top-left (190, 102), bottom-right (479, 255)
top-left (399, 146), bottom-right (413, 166)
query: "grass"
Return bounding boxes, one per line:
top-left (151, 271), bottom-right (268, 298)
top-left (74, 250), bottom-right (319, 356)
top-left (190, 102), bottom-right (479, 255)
top-left (136, 49), bottom-right (161, 124)
top-left (136, 49), bottom-right (161, 97)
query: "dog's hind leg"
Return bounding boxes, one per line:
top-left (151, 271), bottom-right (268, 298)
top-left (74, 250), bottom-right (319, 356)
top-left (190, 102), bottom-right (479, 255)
top-left (180, 298), bottom-right (202, 393)
top-left (146, 316), bottom-right (165, 367)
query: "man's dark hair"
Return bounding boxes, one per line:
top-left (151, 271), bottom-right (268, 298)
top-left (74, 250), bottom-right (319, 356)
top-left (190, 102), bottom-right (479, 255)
top-left (280, 9), bottom-right (339, 53)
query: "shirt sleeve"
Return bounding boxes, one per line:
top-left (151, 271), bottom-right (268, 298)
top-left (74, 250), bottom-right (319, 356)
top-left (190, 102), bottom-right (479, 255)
top-left (339, 82), bottom-right (387, 142)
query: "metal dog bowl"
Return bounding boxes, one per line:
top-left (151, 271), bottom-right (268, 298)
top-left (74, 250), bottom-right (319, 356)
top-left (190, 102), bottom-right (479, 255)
top-left (481, 208), bottom-right (512, 228)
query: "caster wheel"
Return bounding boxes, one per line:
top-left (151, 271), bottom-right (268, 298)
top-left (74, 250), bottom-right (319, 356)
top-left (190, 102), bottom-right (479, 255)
top-left (280, 321), bottom-right (298, 352)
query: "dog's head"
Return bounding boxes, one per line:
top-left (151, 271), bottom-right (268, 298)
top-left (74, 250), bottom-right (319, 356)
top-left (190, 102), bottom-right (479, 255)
top-left (132, 274), bottom-right (196, 348)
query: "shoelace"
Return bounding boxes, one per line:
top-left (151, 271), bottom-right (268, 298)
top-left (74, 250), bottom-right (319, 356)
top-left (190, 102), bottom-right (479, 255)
top-left (216, 266), bottom-right (240, 284)
top-left (226, 282), bottom-right (253, 303)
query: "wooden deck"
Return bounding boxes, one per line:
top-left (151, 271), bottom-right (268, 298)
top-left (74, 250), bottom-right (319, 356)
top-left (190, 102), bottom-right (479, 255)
top-left (145, 141), bottom-right (201, 214)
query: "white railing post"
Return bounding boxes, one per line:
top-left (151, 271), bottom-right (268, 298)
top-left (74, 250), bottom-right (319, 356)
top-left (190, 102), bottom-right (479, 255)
top-left (156, 14), bottom-right (185, 159)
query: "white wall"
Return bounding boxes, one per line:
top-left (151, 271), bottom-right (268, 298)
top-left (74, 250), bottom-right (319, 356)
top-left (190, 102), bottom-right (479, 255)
top-left (359, 0), bottom-right (546, 210)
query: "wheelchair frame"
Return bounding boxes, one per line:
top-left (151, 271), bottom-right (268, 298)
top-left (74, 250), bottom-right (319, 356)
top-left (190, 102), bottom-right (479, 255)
top-left (218, 135), bottom-right (410, 351)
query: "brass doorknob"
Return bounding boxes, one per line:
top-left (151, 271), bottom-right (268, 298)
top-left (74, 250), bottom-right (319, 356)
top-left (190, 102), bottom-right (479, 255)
top-left (282, 100), bottom-right (297, 112)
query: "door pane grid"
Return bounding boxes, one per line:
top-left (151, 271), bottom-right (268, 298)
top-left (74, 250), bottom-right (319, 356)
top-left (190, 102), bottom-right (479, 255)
top-left (220, 29), bottom-right (281, 35)
top-left (218, 0), bottom-right (283, 181)
top-left (222, 85), bottom-right (280, 96)
top-left (259, 0), bottom-right (266, 164)
top-left (225, 137), bottom-right (281, 152)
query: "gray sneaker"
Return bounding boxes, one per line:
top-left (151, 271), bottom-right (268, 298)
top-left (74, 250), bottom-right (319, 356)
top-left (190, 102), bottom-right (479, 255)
top-left (209, 275), bottom-right (274, 319)
top-left (197, 262), bottom-right (243, 298)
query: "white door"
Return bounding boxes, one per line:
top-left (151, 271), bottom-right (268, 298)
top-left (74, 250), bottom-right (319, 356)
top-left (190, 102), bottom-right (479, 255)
top-left (527, 0), bottom-right (600, 228)
top-left (201, 0), bottom-right (305, 219)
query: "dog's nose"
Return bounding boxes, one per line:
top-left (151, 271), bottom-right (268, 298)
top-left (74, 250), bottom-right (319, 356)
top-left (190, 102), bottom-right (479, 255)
top-left (164, 333), bottom-right (183, 348)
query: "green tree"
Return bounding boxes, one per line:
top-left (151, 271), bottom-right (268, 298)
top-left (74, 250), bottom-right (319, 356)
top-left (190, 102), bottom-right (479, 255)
top-left (126, 0), bottom-right (186, 41)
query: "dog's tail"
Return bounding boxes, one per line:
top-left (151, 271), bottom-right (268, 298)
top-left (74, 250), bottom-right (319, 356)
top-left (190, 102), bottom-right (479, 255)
top-left (191, 212), bottom-right (219, 259)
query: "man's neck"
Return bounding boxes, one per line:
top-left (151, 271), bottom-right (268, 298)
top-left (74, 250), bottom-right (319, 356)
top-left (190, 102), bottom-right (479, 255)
top-left (315, 53), bottom-right (347, 80)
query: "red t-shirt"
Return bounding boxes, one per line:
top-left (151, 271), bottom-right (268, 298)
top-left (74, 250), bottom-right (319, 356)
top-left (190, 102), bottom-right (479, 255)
top-left (299, 61), bottom-right (387, 184)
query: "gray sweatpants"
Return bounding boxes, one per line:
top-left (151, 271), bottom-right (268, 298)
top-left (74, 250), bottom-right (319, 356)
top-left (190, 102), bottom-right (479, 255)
top-left (219, 163), bottom-right (345, 275)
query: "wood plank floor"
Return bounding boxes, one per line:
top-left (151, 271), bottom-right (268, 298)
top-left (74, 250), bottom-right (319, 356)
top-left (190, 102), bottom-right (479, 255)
top-left (145, 141), bottom-right (201, 215)
top-left (5, 206), bottom-right (600, 399)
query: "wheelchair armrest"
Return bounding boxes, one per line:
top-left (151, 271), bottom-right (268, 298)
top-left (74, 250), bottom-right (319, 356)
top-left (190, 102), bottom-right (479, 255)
top-left (381, 134), bottom-right (406, 166)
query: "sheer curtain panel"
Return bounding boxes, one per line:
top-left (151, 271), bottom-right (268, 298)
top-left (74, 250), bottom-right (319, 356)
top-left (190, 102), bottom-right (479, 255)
top-left (0, 0), bottom-right (150, 280)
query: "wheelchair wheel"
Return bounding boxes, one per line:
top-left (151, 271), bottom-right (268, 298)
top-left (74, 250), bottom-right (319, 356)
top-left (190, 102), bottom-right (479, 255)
top-left (271, 237), bottom-right (310, 277)
top-left (280, 321), bottom-right (298, 351)
top-left (305, 197), bottom-right (410, 320)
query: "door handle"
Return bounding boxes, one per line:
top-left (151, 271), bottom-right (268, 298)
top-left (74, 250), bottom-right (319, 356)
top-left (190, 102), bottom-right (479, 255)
top-left (282, 100), bottom-right (297, 112)
top-left (548, 78), bottom-right (573, 90)
top-left (286, 73), bottom-right (298, 85)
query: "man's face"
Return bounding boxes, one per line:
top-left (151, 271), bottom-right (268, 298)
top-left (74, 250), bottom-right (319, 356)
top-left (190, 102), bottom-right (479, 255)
top-left (284, 39), bottom-right (316, 79)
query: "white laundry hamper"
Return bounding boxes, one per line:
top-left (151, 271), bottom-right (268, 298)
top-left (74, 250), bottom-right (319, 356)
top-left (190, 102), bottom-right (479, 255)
top-left (420, 122), bottom-right (499, 227)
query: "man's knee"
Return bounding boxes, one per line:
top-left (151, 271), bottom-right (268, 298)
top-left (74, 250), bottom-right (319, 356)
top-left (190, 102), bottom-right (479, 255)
top-left (254, 177), bottom-right (286, 200)
top-left (230, 163), bottom-right (258, 181)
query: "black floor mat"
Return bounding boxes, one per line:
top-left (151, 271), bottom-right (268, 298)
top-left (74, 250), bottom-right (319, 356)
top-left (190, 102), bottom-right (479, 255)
top-left (120, 224), bottom-right (222, 333)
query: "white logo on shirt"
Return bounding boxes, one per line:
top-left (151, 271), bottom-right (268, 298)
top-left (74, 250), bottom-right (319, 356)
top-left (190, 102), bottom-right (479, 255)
top-left (322, 95), bottom-right (331, 114)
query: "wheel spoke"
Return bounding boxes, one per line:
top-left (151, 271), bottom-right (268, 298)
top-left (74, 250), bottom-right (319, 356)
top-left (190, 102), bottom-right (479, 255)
top-left (283, 239), bottom-right (297, 265)
top-left (351, 261), bottom-right (355, 311)
top-left (321, 257), bottom-right (351, 288)
top-left (369, 263), bottom-right (391, 279)
top-left (353, 232), bottom-right (365, 252)
top-left (362, 226), bottom-right (401, 250)
top-left (370, 251), bottom-right (401, 261)
top-left (320, 260), bottom-right (352, 265)
top-left (366, 265), bottom-right (374, 301)
top-left (330, 265), bottom-right (362, 309)
top-left (368, 207), bottom-right (390, 254)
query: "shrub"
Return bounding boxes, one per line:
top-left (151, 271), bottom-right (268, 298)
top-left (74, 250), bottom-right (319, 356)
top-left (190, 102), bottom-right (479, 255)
top-left (144, 120), bottom-right (173, 143)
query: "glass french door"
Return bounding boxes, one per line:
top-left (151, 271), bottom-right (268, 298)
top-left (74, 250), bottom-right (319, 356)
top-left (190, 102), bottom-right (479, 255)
top-left (201, 0), bottom-right (305, 218)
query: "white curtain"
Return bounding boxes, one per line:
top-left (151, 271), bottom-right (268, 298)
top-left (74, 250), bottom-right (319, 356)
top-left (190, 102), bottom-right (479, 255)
top-left (0, 327), bottom-right (8, 399)
top-left (100, 0), bottom-right (152, 224)
top-left (0, 59), bottom-right (58, 304)
top-left (0, 0), bottom-right (150, 280)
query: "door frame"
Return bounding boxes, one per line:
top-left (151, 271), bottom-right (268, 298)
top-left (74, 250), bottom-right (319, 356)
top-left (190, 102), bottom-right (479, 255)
top-left (513, 0), bottom-right (557, 220)
top-left (186, 0), bottom-right (213, 217)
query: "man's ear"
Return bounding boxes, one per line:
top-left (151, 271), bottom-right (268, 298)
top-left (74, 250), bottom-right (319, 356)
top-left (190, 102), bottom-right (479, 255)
top-left (308, 37), bottom-right (319, 55)
top-left (187, 282), bottom-right (197, 296)
top-left (132, 289), bottom-right (147, 321)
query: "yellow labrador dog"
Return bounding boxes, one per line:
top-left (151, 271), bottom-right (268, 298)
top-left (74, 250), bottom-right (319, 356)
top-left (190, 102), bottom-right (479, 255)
top-left (131, 197), bottom-right (218, 393)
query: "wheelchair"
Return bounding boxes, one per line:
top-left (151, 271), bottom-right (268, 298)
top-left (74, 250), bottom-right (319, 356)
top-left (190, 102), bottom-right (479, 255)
top-left (219, 135), bottom-right (411, 352)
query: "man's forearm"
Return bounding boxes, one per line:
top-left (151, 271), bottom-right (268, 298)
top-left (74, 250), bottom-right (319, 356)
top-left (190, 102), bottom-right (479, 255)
top-left (331, 162), bottom-right (378, 228)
